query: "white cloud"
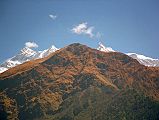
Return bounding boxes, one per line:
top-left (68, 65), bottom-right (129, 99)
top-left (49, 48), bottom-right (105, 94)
top-left (49, 14), bottom-right (57, 20)
top-left (71, 22), bottom-right (94, 38)
top-left (25, 42), bottom-right (38, 48)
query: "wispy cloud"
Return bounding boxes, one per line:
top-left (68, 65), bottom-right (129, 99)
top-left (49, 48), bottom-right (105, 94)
top-left (71, 22), bottom-right (94, 38)
top-left (96, 32), bottom-right (102, 39)
top-left (49, 14), bottom-right (57, 20)
top-left (25, 42), bottom-right (38, 48)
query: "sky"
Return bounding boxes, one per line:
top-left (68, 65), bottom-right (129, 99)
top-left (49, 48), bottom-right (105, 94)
top-left (0, 0), bottom-right (159, 63)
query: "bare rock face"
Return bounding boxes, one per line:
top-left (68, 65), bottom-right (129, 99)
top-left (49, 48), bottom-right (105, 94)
top-left (0, 43), bottom-right (159, 120)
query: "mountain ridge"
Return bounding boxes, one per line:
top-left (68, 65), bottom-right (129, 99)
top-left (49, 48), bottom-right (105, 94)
top-left (127, 53), bottom-right (159, 67)
top-left (97, 42), bottom-right (159, 67)
top-left (0, 42), bottom-right (159, 74)
top-left (0, 43), bottom-right (159, 120)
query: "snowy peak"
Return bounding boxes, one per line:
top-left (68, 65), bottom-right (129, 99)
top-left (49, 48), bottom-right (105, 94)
top-left (127, 53), bottom-right (159, 67)
top-left (0, 45), bottom-right (59, 73)
top-left (20, 47), bottom-right (37, 57)
top-left (46, 45), bottom-right (59, 54)
top-left (0, 67), bottom-right (8, 73)
top-left (1, 42), bottom-right (159, 74)
top-left (37, 45), bottom-right (59, 58)
top-left (97, 42), bottom-right (115, 52)
top-left (126, 53), bottom-right (157, 60)
top-left (96, 42), bottom-right (159, 67)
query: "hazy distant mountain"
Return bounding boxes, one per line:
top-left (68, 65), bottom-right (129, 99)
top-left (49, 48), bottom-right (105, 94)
top-left (0, 43), bottom-right (159, 120)
top-left (0, 45), bottom-right (58, 73)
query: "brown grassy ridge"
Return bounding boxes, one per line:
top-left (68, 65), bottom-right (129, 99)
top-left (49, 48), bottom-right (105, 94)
top-left (0, 43), bottom-right (159, 120)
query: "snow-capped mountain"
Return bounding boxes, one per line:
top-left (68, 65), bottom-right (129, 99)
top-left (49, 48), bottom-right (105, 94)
top-left (1, 42), bottom-right (158, 74)
top-left (0, 45), bottom-right (59, 73)
top-left (97, 42), bottom-right (159, 67)
top-left (127, 53), bottom-right (159, 67)
top-left (37, 45), bottom-right (58, 58)
top-left (0, 67), bottom-right (8, 73)
top-left (97, 42), bottom-right (115, 52)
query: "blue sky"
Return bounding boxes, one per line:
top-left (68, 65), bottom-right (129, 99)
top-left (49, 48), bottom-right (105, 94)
top-left (0, 0), bottom-right (159, 63)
